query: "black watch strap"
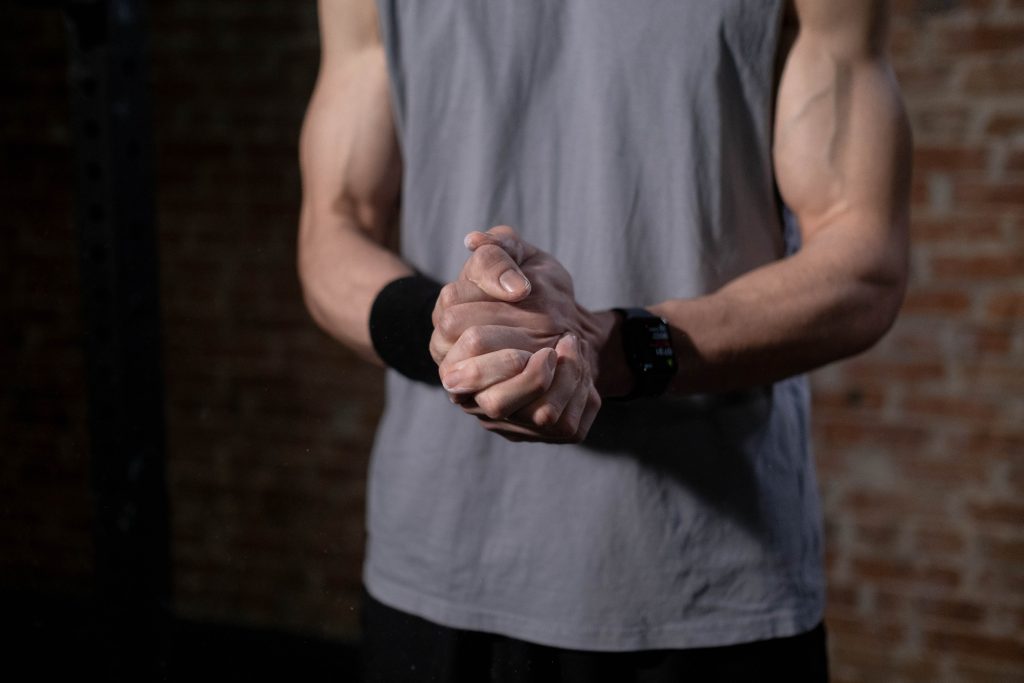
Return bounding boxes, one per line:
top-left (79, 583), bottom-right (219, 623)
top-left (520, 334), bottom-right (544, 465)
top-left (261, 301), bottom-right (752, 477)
top-left (613, 307), bottom-right (677, 400)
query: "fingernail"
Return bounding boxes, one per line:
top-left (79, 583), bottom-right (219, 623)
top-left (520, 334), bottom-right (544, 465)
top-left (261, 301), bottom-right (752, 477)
top-left (499, 269), bottom-right (530, 294)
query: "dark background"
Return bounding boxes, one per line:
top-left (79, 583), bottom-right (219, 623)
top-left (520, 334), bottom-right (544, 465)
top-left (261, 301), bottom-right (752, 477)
top-left (2, 0), bottom-right (1022, 680)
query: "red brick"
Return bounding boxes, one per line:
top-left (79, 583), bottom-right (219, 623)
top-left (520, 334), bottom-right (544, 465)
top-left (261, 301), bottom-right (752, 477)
top-left (1009, 148), bottom-right (1024, 172)
top-left (914, 596), bottom-right (987, 624)
top-left (901, 287), bottom-right (972, 315)
top-left (952, 660), bottom-right (1024, 683)
top-left (910, 213), bottom-right (1003, 243)
top-left (913, 527), bottom-right (966, 555)
top-left (958, 324), bottom-right (1016, 355)
top-left (986, 292), bottom-right (1024, 320)
top-left (812, 386), bottom-right (887, 413)
top-left (940, 22), bottom-right (1024, 54)
top-left (854, 520), bottom-right (903, 552)
top-left (964, 60), bottom-right (1024, 93)
top-left (931, 252), bottom-right (1024, 281)
top-left (845, 358), bottom-right (948, 382)
top-left (986, 112), bottom-right (1024, 137)
top-left (901, 394), bottom-right (1001, 421)
top-left (963, 363), bottom-right (1024, 393)
top-left (925, 630), bottom-right (1024, 665)
top-left (900, 457), bottom-right (991, 487)
top-left (914, 145), bottom-right (989, 172)
top-left (969, 500), bottom-right (1024, 526)
top-left (954, 179), bottom-right (1024, 210)
top-left (822, 420), bottom-right (932, 450)
top-left (826, 582), bottom-right (861, 610)
top-left (873, 587), bottom-right (910, 614)
top-left (955, 430), bottom-right (1024, 459)
top-left (980, 536), bottom-right (1024, 565)
top-left (851, 557), bottom-right (961, 588)
top-left (830, 650), bottom-right (942, 683)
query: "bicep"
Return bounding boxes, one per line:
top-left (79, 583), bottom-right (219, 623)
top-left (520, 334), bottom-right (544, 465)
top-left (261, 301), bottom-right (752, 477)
top-left (300, 0), bottom-right (402, 244)
top-left (772, 0), bottom-right (911, 270)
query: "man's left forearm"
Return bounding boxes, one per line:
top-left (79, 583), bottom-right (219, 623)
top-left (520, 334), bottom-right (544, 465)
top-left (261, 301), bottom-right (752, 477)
top-left (588, 222), bottom-right (908, 396)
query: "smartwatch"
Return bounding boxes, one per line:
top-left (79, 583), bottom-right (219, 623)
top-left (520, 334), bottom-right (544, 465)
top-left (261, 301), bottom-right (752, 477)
top-left (612, 307), bottom-right (677, 400)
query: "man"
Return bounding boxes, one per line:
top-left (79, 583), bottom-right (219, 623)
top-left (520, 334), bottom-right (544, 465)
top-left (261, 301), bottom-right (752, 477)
top-left (298, 0), bottom-right (910, 680)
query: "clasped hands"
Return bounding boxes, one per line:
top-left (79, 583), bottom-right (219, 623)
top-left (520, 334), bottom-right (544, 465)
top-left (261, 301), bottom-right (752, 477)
top-left (429, 225), bottom-right (607, 443)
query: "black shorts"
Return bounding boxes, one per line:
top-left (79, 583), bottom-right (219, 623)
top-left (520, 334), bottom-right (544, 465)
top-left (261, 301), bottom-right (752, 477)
top-left (360, 586), bottom-right (829, 683)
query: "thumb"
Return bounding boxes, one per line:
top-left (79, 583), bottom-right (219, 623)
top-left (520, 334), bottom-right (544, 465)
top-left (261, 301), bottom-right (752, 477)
top-left (462, 243), bottom-right (532, 302)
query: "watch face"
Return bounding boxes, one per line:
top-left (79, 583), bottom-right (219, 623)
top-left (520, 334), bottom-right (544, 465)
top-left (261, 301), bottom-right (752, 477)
top-left (627, 317), bottom-right (675, 376)
top-left (613, 308), bottom-right (678, 399)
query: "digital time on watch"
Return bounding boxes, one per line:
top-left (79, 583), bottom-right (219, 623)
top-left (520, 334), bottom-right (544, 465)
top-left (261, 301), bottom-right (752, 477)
top-left (612, 307), bottom-right (678, 400)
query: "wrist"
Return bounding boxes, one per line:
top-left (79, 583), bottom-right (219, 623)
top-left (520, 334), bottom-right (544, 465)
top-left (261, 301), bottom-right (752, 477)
top-left (368, 273), bottom-right (445, 386)
top-left (581, 308), bottom-right (634, 399)
top-left (606, 307), bottom-right (679, 400)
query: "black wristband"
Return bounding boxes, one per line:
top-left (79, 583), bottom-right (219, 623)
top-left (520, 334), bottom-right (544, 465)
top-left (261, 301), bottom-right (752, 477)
top-left (369, 274), bottom-right (444, 386)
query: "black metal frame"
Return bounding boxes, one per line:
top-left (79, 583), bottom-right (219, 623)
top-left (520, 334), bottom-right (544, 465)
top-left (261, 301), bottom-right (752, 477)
top-left (57, 0), bottom-right (169, 677)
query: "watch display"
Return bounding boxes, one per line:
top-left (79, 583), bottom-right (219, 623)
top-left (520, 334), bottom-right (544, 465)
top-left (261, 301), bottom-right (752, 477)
top-left (613, 307), bottom-right (678, 399)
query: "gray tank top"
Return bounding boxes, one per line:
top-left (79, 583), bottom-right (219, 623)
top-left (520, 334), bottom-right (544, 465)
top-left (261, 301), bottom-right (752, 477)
top-left (366, 0), bottom-right (824, 650)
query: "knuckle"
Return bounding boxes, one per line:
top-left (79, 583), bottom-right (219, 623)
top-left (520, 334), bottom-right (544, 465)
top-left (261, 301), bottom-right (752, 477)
top-left (503, 349), bottom-right (527, 374)
top-left (533, 405), bottom-right (560, 428)
top-left (437, 309), bottom-right (460, 340)
top-left (439, 283), bottom-right (459, 309)
top-left (478, 396), bottom-right (507, 420)
top-left (571, 356), bottom-right (585, 382)
top-left (462, 326), bottom-right (486, 355)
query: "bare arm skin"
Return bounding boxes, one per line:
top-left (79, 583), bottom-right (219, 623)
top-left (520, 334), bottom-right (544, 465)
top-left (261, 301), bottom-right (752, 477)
top-left (432, 0), bottom-right (910, 437)
top-left (297, 0), bottom-right (412, 365)
top-left (643, 0), bottom-right (912, 393)
top-left (299, 0), bottom-right (529, 367)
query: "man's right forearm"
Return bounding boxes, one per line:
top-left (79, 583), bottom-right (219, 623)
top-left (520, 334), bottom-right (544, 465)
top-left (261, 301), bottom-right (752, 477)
top-left (297, 205), bottom-right (412, 366)
top-left (298, 0), bottom-right (413, 367)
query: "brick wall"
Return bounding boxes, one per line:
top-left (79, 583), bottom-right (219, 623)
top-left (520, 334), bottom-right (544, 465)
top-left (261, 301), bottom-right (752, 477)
top-left (1, 0), bottom-right (1021, 679)
top-left (815, 1), bottom-right (1024, 680)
